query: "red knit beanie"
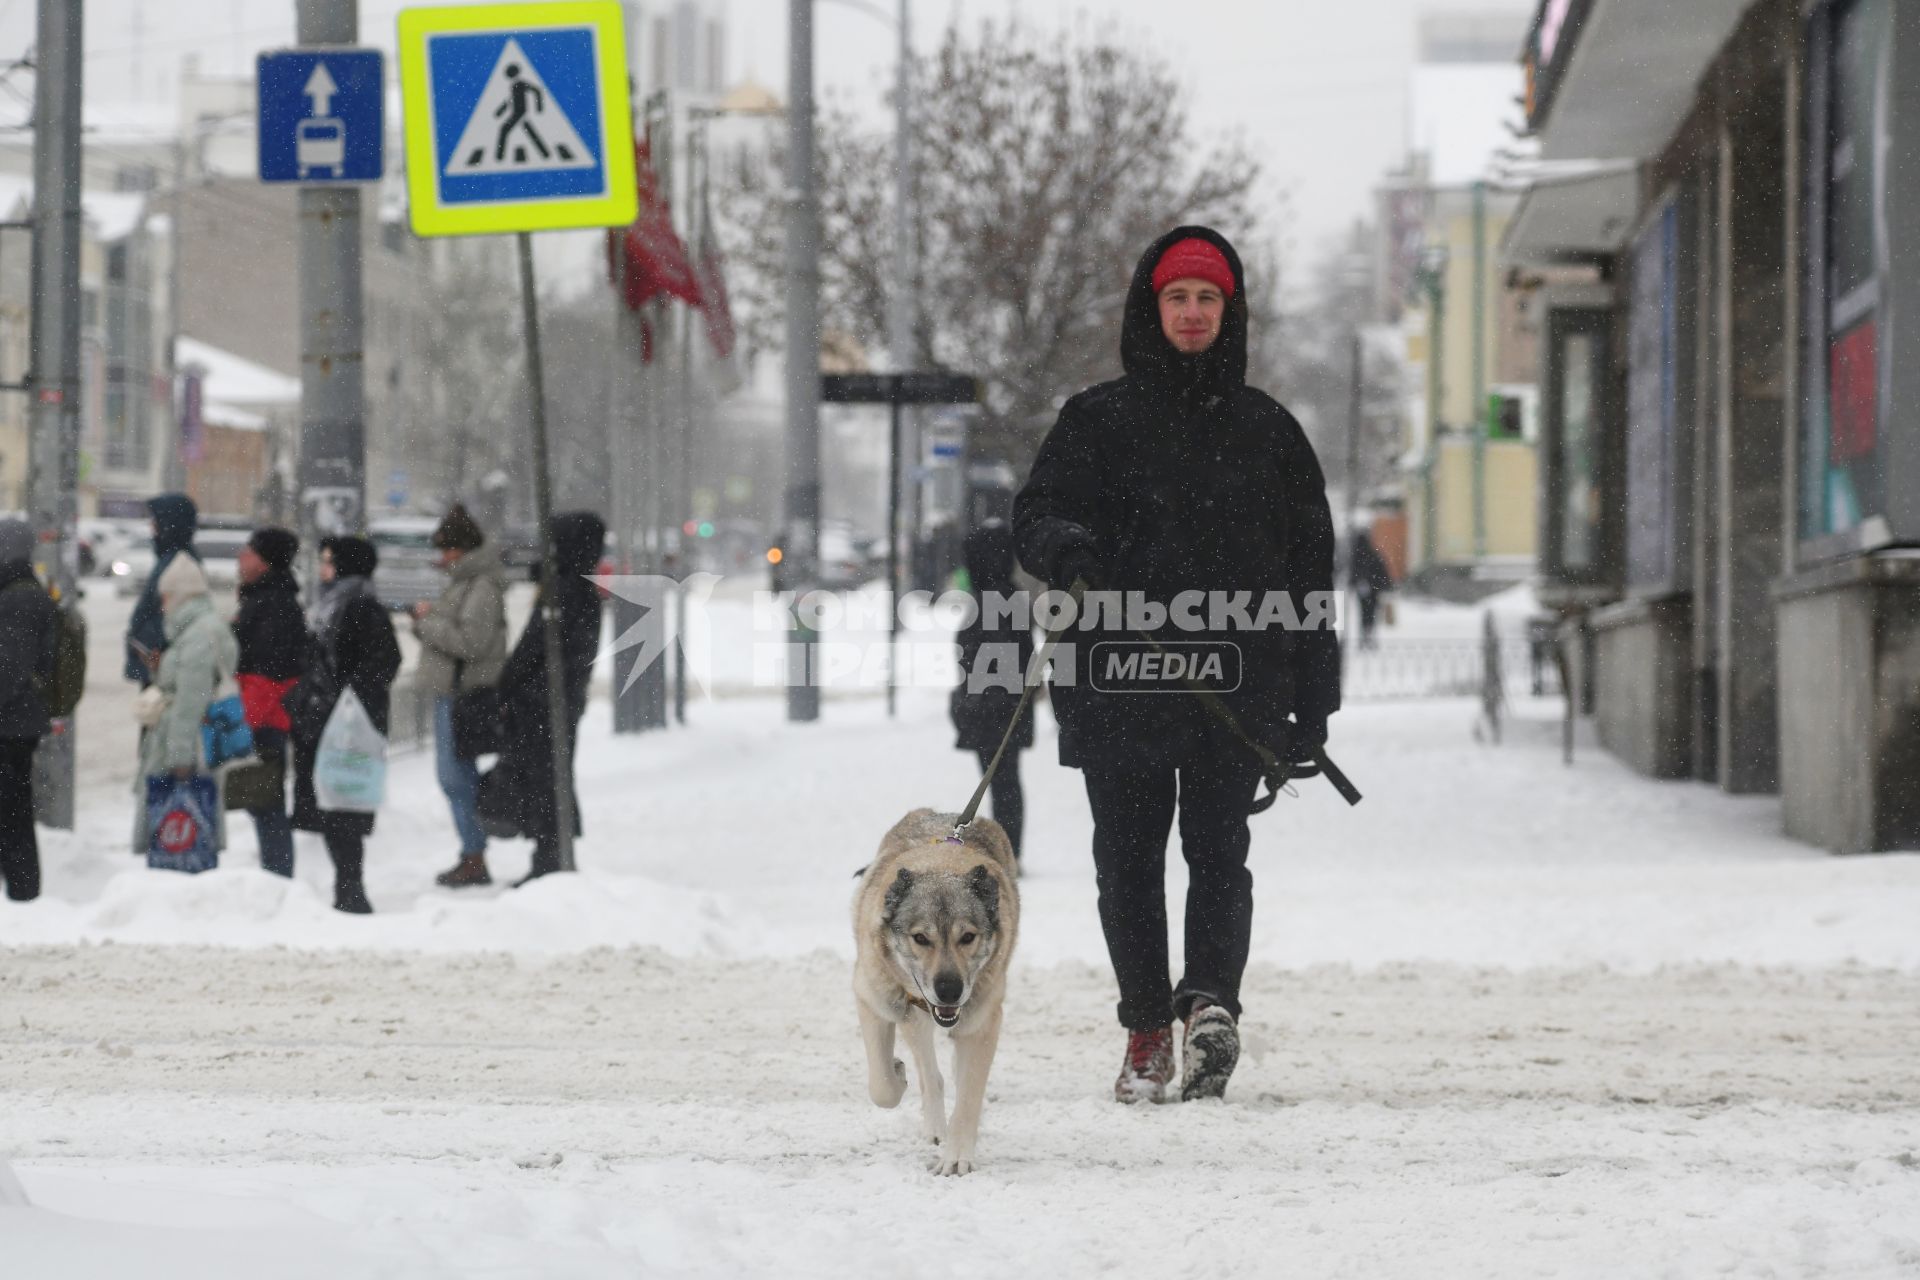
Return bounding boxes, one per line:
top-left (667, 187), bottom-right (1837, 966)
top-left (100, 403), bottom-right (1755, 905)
top-left (1151, 237), bottom-right (1235, 298)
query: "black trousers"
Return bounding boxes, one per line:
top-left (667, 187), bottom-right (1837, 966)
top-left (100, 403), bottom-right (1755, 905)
top-left (0, 737), bottom-right (39, 902)
top-left (1082, 754), bottom-right (1261, 1030)
top-left (972, 748), bottom-right (1024, 860)
top-left (325, 833), bottom-right (367, 909)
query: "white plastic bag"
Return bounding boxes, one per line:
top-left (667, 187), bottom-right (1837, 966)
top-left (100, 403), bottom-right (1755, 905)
top-left (313, 687), bottom-right (387, 813)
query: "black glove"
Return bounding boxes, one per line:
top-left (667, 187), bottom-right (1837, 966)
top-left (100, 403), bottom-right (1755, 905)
top-left (1291, 714), bottom-right (1329, 753)
top-left (1051, 539), bottom-right (1106, 593)
top-left (1270, 715), bottom-right (1327, 779)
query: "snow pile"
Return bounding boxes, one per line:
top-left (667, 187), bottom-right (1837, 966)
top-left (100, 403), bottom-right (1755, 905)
top-left (0, 1159), bottom-right (29, 1207)
top-left (3, 863), bottom-right (748, 956)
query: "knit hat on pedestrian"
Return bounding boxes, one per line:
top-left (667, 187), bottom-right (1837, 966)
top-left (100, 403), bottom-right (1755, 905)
top-left (247, 526), bottom-right (299, 572)
top-left (1150, 236), bottom-right (1236, 299)
top-left (158, 551), bottom-right (209, 604)
top-left (0, 518), bottom-right (33, 566)
top-left (323, 534), bottom-right (379, 579)
top-left (431, 503), bottom-right (486, 552)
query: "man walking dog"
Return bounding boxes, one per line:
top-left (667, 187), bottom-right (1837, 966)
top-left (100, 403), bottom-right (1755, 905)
top-left (1014, 226), bottom-right (1340, 1104)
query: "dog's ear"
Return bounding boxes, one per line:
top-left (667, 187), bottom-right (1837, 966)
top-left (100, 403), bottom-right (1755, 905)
top-left (966, 864), bottom-right (999, 929)
top-left (882, 868), bottom-right (914, 924)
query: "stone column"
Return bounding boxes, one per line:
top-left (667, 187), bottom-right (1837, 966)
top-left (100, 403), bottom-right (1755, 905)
top-left (1714, 48), bottom-right (1789, 794)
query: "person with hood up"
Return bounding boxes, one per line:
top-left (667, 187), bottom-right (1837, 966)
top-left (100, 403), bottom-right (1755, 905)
top-left (1349, 527), bottom-right (1394, 651)
top-left (1013, 227), bottom-right (1339, 1105)
top-left (231, 527), bottom-right (304, 876)
top-left (134, 554), bottom-right (237, 853)
top-left (948, 519), bottom-right (1034, 864)
top-left (290, 536), bottom-right (401, 914)
top-left (476, 512), bottom-right (606, 887)
top-left (0, 520), bottom-right (56, 901)
top-left (414, 505), bottom-right (509, 889)
top-left (125, 494), bottom-right (198, 686)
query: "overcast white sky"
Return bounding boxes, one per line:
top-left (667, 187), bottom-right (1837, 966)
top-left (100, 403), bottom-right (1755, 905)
top-left (0, 0), bottom-right (1534, 273)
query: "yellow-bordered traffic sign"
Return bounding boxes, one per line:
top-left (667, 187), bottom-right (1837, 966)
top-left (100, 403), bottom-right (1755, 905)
top-left (397, 1), bottom-right (636, 237)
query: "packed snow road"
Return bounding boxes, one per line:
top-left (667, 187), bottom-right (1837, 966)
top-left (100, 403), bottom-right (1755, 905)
top-left (6, 945), bottom-right (1920, 1277)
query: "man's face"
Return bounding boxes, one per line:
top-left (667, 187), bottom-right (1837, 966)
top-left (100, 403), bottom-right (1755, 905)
top-left (1158, 279), bottom-right (1226, 354)
top-left (236, 545), bottom-right (267, 585)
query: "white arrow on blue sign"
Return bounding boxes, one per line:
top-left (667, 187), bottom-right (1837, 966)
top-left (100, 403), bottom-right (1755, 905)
top-left (257, 49), bottom-right (384, 184)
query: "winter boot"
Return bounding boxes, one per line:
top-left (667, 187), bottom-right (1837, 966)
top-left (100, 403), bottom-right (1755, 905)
top-left (333, 881), bottom-right (372, 914)
top-left (1114, 1026), bottom-right (1175, 1104)
top-left (1179, 1000), bottom-right (1240, 1101)
top-left (435, 853), bottom-right (492, 888)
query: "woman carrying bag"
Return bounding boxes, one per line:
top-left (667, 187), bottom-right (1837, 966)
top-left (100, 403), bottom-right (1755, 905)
top-left (414, 505), bottom-right (509, 889)
top-left (290, 536), bottom-right (401, 914)
top-left (134, 555), bottom-right (238, 868)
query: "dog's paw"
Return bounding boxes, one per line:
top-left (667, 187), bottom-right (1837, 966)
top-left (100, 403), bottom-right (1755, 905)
top-left (869, 1060), bottom-right (908, 1109)
top-left (930, 1154), bottom-right (975, 1177)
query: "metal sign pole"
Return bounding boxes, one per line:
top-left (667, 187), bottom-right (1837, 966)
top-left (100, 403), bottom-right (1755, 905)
top-left (887, 395), bottom-right (902, 717)
top-left (26, 0), bottom-right (83, 830)
top-left (516, 231), bottom-right (576, 874)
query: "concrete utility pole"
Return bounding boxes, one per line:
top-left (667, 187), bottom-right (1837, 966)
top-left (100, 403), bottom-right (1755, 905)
top-left (784, 0), bottom-right (821, 721)
top-left (296, 0), bottom-right (367, 553)
top-left (26, 0), bottom-right (84, 829)
top-left (609, 89), bottom-right (670, 734)
top-left (890, 0), bottom-right (914, 610)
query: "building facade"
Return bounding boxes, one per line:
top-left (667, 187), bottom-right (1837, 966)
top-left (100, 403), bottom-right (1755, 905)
top-left (1515, 0), bottom-right (1920, 852)
top-left (1385, 14), bottom-right (1543, 594)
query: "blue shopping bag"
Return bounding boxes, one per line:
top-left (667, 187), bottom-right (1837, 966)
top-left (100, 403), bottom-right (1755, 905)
top-left (146, 774), bottom-right (220, 874)
top-left (201, 693), bottom-right (254, 770)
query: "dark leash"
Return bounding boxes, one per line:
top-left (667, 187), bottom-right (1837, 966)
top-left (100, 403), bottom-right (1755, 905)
top-left (953, 578), bottom-right (1362, 833)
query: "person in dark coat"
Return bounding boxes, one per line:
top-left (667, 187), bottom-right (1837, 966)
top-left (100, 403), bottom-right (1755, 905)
top-left (477, 512), bottom-right (606, 887)
top-left (1012, 226), bottom-right (1339, 1105)
top-left (949, 519), bottom-right (1034, 863)
top-left (0, 520), bottom-right (56, 902)
top-left (291, 536), bottom-right (402, 914)
top-left (231, 527), bottom-right (304, 877)
top-left (1349, 528), bottom-right (1394, 651)
top-left (124, 493), bottom-right (198, 686)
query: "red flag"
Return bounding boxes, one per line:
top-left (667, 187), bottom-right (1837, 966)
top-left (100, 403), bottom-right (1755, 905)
top-left (617, 137), bottom-right (703, 311)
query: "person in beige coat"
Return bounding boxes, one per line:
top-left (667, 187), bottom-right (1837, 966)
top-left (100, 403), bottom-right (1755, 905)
top-left (134, 554), bottom-right (237, 854)
top-left (416, 505), bottom-right (509, 887)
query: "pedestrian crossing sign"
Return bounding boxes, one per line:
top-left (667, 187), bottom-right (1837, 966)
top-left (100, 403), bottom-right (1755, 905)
top-left (398, 1), bottom-right (636, 237)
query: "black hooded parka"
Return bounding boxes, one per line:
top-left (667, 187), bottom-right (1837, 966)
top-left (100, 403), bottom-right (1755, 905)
top-left (1013, 226), bottom-right (1339, 769)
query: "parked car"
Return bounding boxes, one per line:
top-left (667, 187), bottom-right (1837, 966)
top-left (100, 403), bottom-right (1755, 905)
top-left (497, 522), bottom-right (543, 575)
top-left (369, 516), bottom-right (444, 610)
top-left (111, 532), bottom-right (157, 597)
top-left (196, 527), bottom-right (253, 591)
top-left (80, 518), bottom-right (142, 577)
top-left (818, 524), bottom-right (880, 591)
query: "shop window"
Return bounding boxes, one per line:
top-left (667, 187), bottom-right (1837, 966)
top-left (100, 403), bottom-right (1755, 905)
top-left (1543, 308), bottom-right (1610, 584)
top-left (1802, 0), bottom-right (1893, 549)
top-left (1625, 193), bottom-right (1692, 592)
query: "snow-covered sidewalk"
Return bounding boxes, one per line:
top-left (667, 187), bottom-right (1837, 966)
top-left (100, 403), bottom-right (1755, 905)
top-left (9, 690), bottom-right (1919, 973)
top-left (5, 680), bottom-right (1920, 1276)
top-left (7, 944), bottom-right (1920, 1277)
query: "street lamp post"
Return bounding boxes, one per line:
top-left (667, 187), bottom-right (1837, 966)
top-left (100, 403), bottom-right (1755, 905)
top-left (784, 0), bottom-right (822, 721)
